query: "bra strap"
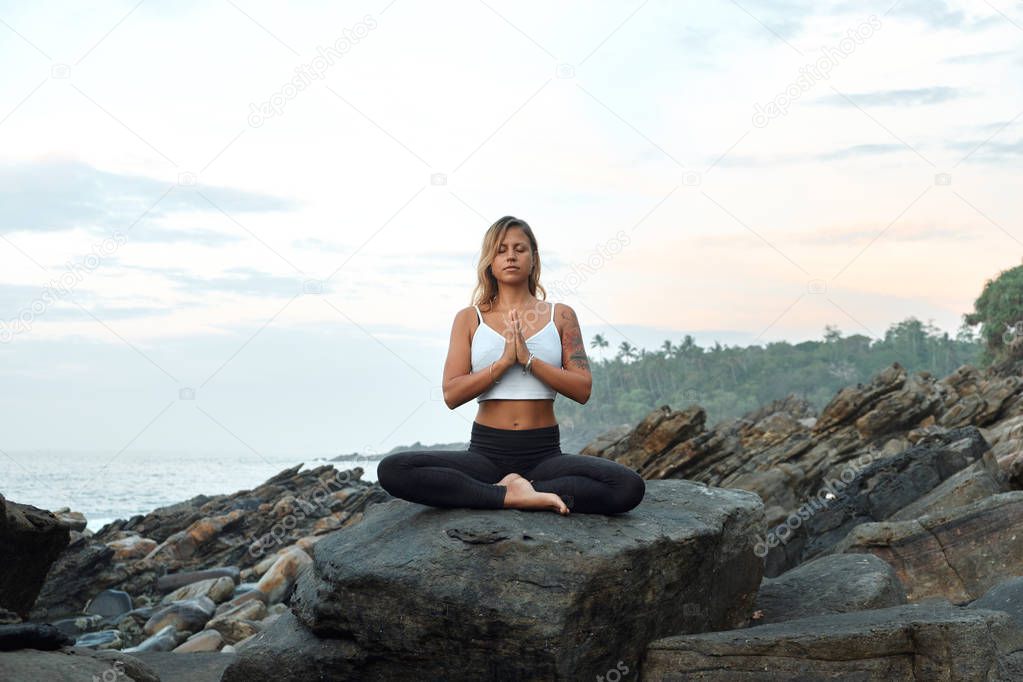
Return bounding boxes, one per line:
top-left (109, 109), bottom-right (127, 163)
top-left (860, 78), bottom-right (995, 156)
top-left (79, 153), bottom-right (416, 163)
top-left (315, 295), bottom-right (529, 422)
top-left (473, 305), bottom-right (483, 323)
top-left (550, 301), bottom-right (556, 323)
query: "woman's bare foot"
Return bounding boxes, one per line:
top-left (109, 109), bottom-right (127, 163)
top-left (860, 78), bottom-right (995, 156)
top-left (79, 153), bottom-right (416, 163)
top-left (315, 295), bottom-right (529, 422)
top-left (497, 473), bottom-right (524, 487)
top-left (502, 477), bottom-right (569, 515)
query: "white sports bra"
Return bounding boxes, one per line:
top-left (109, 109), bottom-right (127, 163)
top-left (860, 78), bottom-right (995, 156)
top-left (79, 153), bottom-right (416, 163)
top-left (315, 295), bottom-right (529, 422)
top-left (471, 301), bottom-right (563, 401)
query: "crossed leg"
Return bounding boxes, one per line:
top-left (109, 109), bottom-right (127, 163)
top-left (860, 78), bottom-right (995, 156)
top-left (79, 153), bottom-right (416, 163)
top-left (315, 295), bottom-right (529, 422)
top-left (526, 454), bottom-right (646, 514)
top-left (377, 450), bottom-right (570, 513)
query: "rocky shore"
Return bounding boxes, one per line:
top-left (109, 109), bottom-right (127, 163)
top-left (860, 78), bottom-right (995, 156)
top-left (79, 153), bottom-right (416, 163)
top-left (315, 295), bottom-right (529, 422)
top-left (2, 359), bottom-right (1023, 680)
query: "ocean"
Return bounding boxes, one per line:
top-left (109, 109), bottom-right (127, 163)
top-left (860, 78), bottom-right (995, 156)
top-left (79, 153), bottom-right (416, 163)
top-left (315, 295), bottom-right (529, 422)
top-left (0, 450), bottom-right (381, 532)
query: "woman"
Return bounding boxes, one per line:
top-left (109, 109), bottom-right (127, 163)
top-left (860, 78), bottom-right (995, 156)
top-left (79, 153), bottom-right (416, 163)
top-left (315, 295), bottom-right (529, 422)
top-left (377, 216), bottom-right (645, 515)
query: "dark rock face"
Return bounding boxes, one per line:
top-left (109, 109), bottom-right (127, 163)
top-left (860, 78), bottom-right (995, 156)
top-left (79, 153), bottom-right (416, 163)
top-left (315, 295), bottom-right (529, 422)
top-left (643, 600), bottom-right (1023, 681)
top-left (764, 426), bottom-right (990, 576)
top-left (0, 494), bottom-right (71, 617)
top-left (755, 553), bottom-right (906, 625)
top-left (224, 480), bottom-right (766, 681)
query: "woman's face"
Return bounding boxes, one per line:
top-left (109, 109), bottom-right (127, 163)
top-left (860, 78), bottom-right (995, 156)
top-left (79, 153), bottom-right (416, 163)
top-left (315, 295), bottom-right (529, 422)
top-left (493, 227), bottom-right (532, 279)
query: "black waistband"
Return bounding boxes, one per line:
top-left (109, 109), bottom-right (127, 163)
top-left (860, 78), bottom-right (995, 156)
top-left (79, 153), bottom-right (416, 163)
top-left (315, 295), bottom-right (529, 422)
top-left (470, 421), bottom-right (560, 458)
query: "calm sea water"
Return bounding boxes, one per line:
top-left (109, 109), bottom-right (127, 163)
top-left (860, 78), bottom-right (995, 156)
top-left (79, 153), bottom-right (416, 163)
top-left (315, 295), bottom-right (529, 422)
top-left (0, 450), bottom-right (380, 532)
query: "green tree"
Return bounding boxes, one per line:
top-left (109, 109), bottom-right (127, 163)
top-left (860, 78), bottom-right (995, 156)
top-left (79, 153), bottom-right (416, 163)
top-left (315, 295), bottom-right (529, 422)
top-left (963, 264), bottom-right (1023, 367)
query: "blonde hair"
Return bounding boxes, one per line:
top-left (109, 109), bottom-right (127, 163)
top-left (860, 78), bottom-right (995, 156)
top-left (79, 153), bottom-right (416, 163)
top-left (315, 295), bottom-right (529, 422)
top-left (471, 216), bottom-right (547, 310)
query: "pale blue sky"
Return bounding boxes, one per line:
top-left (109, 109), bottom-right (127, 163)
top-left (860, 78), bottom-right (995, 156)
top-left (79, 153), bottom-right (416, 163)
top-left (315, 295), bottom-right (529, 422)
top-left (0, 0), bottom-right (1021, 460)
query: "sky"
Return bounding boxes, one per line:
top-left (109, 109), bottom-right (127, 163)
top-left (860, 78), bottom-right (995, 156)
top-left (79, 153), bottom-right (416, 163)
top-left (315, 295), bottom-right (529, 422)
top-left (0, 0), bottom-right (1021, 460)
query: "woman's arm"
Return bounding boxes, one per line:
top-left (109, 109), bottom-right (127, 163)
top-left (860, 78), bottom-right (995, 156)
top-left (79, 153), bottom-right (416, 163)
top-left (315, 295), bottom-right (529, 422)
top-left (526, 304), bottom-right (592, 404)
top-left (442, 307), bottom-right (514, 409)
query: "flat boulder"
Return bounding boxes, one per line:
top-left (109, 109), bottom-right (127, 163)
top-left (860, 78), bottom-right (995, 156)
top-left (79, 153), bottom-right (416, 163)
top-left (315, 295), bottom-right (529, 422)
top-left (755, 553), bottom-right (906, 624)
top-left (224, 479), bottom-right (765, 681)
top-left (643, 600), bottom-right (1023, 680)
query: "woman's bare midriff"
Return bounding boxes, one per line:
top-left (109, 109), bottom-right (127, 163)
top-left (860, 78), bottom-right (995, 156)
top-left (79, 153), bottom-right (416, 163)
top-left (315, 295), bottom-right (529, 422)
top-left (475, 399), bottom-right (557, 429)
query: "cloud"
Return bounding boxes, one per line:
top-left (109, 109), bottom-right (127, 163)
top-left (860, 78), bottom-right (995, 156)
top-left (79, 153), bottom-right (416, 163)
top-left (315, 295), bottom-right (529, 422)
top-left (0, 159), bottom-right (299, 237)
top-left (128, 265), bottom-right (309, 297)
top-left (815, 86), bottom-right (965, 107)
top-left (815, 143), bottom-right (907, 161)
top-left (882, 0), bottom-right (1003, 31)
top-left (942, 50), bottom-right (1014, 64)
top-left (945, 137), bottom-right (1023, 162)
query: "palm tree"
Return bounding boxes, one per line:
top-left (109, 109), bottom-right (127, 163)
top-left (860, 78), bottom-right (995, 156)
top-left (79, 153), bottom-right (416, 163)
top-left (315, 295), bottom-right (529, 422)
top-left (590, 334), bottom-right (610, 363)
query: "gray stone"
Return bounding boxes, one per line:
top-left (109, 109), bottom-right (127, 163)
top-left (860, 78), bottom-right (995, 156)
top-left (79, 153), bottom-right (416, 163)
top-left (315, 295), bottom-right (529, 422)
top-left (968, 575), bottom-right (1023, 629)
top-left (225, 479), bottom-right (765, 682)
top-left (755, 553), bottom-right (906, 624)
top-left (0, 646), bottom-right (160, 681)
top-left (124, 624), bottom-right (179, 653)
top-left (143, 597), bottom-right (214, 636)
top-left (643, 601), bottom-right (1023, 680)
top-left (156, 566), bottom-right (240, 593)
top-left (84, 588), bottom-right (133, 619)
top-left (74, 628), bottom-right (123, 650)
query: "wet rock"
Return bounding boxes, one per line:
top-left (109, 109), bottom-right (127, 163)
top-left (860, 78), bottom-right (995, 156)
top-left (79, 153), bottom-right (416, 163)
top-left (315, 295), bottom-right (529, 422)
top-left (160, 575), bottom-right (235, 604)
top-left (144, 597), bottom-right (215, 636)
top-left (208, 617), bottom-right (261, 645)
top-left (52, 613), bottom-right (105, 637)
top-left (84, 588), bottom-right (133, 619)
top-left (755, 553), bottom-right (906, 625)
top-left (74, 629), bottom-right (123, 650)
top-left (0, 494), bottom-right (71, 617)
top-left (225, 480), bottom-right (765, 681)
top-left (643, 600), bottom-right (1023, 680)
top-left (106, 535), bottom-right (158, 560)
top-left (174, 628), bottom-right (223, 652)
top-left (124, 624), bottom-right (179, 653)
top-left (157, 566), bottom-right (240, 592)
top-left (52, 508), bottom-right (88, 532)
top-left (254, 547), bottom-right (311, 604)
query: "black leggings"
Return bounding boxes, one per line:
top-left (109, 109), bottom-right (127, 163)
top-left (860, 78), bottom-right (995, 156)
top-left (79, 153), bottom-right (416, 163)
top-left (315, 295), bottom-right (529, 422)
top-left (377, 421), bottom-right (645, 514)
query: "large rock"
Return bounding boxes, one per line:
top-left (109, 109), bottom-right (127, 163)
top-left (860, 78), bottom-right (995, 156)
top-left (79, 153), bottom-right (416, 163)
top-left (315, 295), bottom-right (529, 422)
top-left (0, 646), bottom-right (160, 681)
top-left (832, 491), bottom-right (1023, 604)
top-left (755, 553), bottom-right (906, 625)
top-left (763, 425), bottom-right (989, 576)
top-left (0, 494), bottom-right (71, 616)
top-left (643, 600), bottom-right (1023, 680)
top-left (968, 576), bottom-right (1023, 629)
top-left (888, 448), bottom-right (1011, 521)
top-left (224, 479), bottom-right (765, 681)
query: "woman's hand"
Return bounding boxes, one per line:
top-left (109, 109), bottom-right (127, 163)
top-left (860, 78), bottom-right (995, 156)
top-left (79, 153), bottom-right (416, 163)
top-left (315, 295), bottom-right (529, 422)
top-left (510, 308), bottom-right (531, 365)
top-left (498, 310), bottom-right (519, 368)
